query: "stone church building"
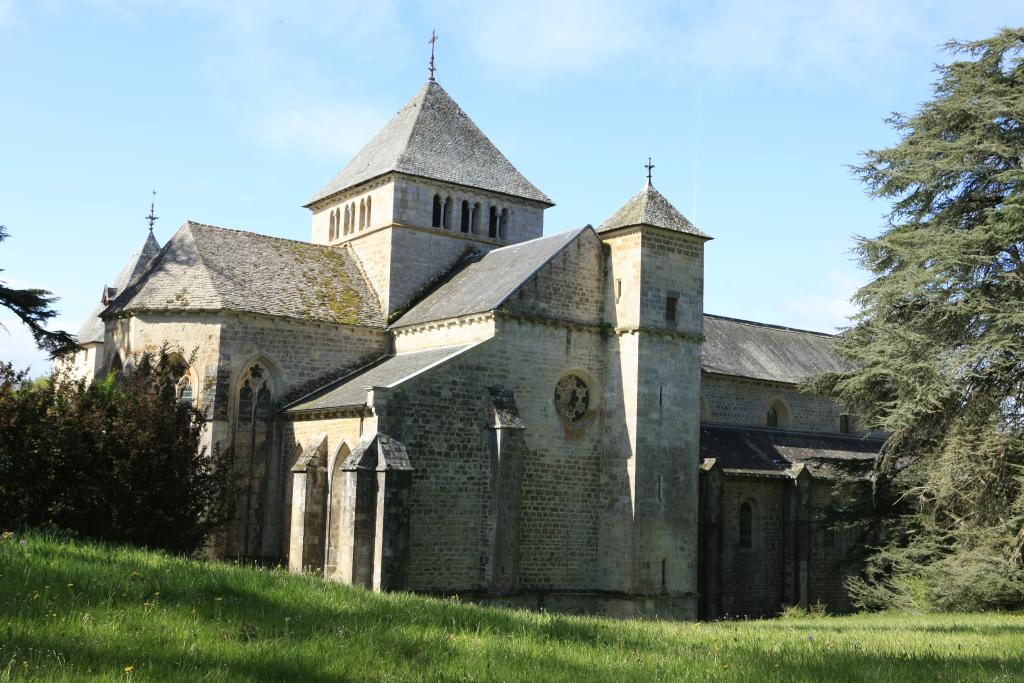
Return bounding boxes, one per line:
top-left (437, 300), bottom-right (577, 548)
top-left (68, 77), bottom-right (881, 619)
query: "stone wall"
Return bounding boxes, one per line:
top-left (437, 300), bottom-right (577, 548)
top-left (503, 229), bottom-right (605, 325)
top-left (718, 477), bottom-right (787, 617)
top-left (702, 373), bottom-right (843, 433)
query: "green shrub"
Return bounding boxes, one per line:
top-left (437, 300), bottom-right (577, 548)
top-left (0, 349), bottom-right (231, 554)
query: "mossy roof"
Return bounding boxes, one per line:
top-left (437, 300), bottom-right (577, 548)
top-left (104, 221), bottom-right (384, 327)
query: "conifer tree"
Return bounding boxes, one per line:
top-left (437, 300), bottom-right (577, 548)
top-left (808, 28), bottom-right (1024, 610)
top-left (0, 225), bottom-right (78, 357)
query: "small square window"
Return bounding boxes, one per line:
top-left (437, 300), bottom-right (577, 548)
top-left (665, 296), bottom-right (678, 322)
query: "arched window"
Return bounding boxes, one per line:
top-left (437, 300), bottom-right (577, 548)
top-left (160, 352), bottom-right (189, 404)
top-left (178, 376), bottom-right (194, 406)
top-left (329, 210), bottom-right (336, 240)
top-left (461, 200), bottom-right (470, 232)
top-left (471, 202), bottom-right (481, 234)
top-left (343, 206), bottom-right (350, 234)
top-left (232, 363), bottom-right (274, 556)
top-left (432, 194), bottom-right (442, 227)
top-left (765, 400), bottom-right (789, 429)
top-left (499, 208), bottom-right (509, 239)
top-left (359, 199), bottom-right (366, 229)
top-left (739, 502), bottom-right (753, 549)
top-left (488, 206), bottom-right (498, 238)
top-left (366, 196), bottom-right (372, 227)
top-left (443, 196), bottom-right (452, 229)
top-left (350, 202), bottom-right (356, 231)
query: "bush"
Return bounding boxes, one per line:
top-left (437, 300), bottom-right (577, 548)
top-left (0, 349), bottom-right (231, 554)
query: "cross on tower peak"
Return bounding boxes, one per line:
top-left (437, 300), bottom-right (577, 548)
top-left (428, 30), bottom-right (438, 82)
top-left (145, 189), bottom-right (159, 233)
top-left (644, 157), bottom-right (655, 185)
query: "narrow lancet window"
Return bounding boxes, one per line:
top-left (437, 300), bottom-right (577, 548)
top-left (488, 205), bottom-right (498, 238)
top-left (461, 200), bottom-right (470, 232)
top-left (359, 199), bottom-right (366, 229)
top-left (443, 196), bottom-right (452, 229)
top-left (766, 406), bottom-right (779, 428)
top-left (432, 194), bottom-right (442, 227)
top-left (366, 196), bottom-right (372, 227)
top-left (739, 502), bottom-right (753, 549)
top-left (471, 202), bottom-right (481, 234)
top-left (499, 208), bottom-right (509, 239)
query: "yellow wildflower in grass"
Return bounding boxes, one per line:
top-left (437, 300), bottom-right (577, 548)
top-left (123, 664), bottom-right (134, 672)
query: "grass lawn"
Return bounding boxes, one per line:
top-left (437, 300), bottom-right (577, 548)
top-left (0, 533), bottom-right (1021, 682)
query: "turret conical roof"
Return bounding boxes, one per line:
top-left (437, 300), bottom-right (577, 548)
top-left (306, 80), bottom-right (552, 206)
top-left (597, 182), bottom-right (709, 238)
top-left (77, 231), bottom-right (162, 343)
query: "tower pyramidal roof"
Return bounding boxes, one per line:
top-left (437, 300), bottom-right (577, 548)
top-left (597, 181), bottom-right (709, 239)
top-left (307, 80), bottom-right (552, 207)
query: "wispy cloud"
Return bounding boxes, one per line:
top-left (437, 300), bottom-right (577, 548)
top-left (426, 0), bottom-right (1012, 82)
top-left (776, 271), bottom-right (863, 334)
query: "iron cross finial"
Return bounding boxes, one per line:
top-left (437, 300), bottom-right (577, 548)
top-left (428, 30), bottom-right (438, 81)
top-left (645, 157), bottom-right (655, 184)
top-left (145, 189), bottom-right (159, 233)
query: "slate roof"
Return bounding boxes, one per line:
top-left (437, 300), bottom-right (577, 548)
top-left (76, 231), bottom-right (162, 344)
top-left (284, 344), bottom-right (477, 413)
top-left (342, 434), bottom-right (413, 472)
top-left (597, 182), bottom-right (709, 238)
top-left (306, 80), bottom-right (552, 206)
top-left (700, 424), bottom-right (881, 478)
top-left (393, 228), bottom-right (586, 328)
top-left (105, 221), bottom-right (385, 327)
top-left (702, 314), bottom-right (851, 385)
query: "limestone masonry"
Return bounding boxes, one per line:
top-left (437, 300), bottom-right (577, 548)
top-left (67, 78), bottom-right (881, 619)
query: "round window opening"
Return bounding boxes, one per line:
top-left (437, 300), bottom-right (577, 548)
top-left (554, 374), bottom-right (590, 423)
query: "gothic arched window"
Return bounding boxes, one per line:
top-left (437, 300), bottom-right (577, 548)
top-left (343, 206), bottom-right (350, 234)
top-left (461, 200), bottom-right (470, 232)
top-left (739, 502), bottom-right (753, 549)
top-left (766, 406), bottom-right (779, 428)
top-left (359, 199), bottom-right (366, 229)
top-left (443, 196), bottom-right (452, 229)
top-left (366, 196), bottom-right (372, 227)
top-left (488, 205), bottom-right (498, 238)
top-left (232, 363), bottom-right (274, 556)
top-left (499, 208), bottom-right (509, 239)
top-left (329, 210), bottom-right (336, 240)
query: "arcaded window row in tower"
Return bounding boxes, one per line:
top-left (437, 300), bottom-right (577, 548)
top-left (328, 195), bottom-right (373, 241)
top-left (432, 194), bottom-right (510, 240)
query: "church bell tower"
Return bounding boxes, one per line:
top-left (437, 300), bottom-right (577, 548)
top-left (303, 77), bottom-right (553, 319)
top-left (597, 168), bottom-right (711, 617)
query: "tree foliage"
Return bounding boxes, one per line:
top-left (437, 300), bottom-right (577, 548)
top-left (806, 28), bottom-right (1024, 610)
top-left (0, 225), bottom-right (78, 357)
top-left (0, 349), bottom-right (232, 554)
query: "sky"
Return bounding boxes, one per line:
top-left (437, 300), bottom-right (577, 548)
top-left (0, 0), bottom-right (1021, 374)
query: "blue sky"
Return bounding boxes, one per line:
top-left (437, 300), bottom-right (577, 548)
top-left (0, 1), bottom-right (1020, 373)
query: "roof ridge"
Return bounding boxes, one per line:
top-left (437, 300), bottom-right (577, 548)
top-left (704, 313), bottom-right (837, 338)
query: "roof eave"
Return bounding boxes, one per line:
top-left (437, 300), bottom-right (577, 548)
top-left (596, 222), bottom-right (712, 241)
top-left (305, 170), bottom-right (555, 210)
